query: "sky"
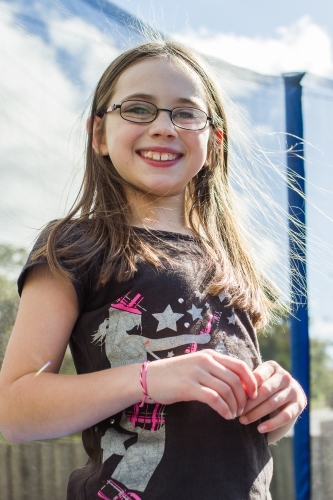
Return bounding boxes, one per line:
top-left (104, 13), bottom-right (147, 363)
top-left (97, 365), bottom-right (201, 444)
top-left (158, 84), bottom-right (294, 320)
top-left (0, 0), bottom-right (332, 344)
top-left (113, 0), bottom-right (333, 78)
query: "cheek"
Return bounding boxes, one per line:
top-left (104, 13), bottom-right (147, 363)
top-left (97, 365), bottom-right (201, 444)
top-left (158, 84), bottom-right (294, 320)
top-left (104, 119), bottom-right (126, 145)
top-left (192, 133), bottom-right (210, 161)
top-left (105, 129), bottom-right (135, 163)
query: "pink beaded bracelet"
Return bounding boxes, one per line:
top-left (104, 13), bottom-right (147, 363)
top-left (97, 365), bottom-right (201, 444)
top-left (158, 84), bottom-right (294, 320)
top-left (139, 361), bottom-right (156, 407)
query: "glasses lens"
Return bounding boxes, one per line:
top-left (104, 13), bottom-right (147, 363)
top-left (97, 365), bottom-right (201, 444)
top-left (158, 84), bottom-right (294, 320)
top-left (121, 101), bottom-right (156, 122)
top-left (172, 107), bottom-right (207, 130)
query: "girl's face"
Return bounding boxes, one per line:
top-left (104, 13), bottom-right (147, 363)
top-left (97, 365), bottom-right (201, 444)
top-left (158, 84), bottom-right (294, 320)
top-left (96, 57), bottom-right (211, 199)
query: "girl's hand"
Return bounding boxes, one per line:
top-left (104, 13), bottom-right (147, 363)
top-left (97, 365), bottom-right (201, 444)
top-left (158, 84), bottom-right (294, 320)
top-left (146, 350), bottom-right (258, 420)
top-left (238, 361), bottom-right (307, 441)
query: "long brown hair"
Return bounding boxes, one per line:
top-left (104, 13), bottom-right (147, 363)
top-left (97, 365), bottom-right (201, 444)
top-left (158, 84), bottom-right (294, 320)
top-left (33, 41), bottom-right (282, 328)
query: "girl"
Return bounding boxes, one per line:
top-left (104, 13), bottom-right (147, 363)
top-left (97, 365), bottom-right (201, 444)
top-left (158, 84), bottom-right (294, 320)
top-left (0, 41), bottom-right (306, 499)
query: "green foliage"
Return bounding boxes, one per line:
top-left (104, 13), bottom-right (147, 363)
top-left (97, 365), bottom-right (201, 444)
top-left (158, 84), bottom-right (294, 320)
top-left (258, 318), bottom-right (333, 408)
top-left (310, 338), bottom-right (333, 408)
top-left (0, 244), bottom-right (28, 365)
top-left (59, 347), bottom-right (77, 375)
top-left (0, 244), bottom-right (27, 272)
top-left (259, 318), bottom-right (291, 371)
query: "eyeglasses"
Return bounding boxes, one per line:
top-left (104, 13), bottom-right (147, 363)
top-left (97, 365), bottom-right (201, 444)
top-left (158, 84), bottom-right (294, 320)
top-left (97, 100), bottom-right (213, 131)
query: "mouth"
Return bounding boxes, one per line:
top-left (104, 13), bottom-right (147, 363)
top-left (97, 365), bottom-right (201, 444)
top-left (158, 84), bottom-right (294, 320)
top-left (138, 150), bottom-right (182, 162)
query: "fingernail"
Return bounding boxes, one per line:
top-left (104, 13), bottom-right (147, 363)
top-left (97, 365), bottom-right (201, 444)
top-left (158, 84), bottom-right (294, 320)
top-left (226, 411), bottom-right (233, 420)
top-left (258, 424), bottom-right (267, 433)
top-left (239, 416), bottom-right (248, 424)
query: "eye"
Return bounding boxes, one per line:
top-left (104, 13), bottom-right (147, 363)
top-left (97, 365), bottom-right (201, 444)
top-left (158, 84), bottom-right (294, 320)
top-left (173, 107), bottom-right (205, 123)
top-left (127, 106), bottom-right (151, 115)
top-left (174, 109), bottom-right (197, 119)
top-left (121, 101), bottom-right (156, 119)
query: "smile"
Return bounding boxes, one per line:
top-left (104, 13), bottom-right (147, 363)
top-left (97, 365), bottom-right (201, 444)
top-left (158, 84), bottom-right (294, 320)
top-left (139, 151), bottom-right (182, 161)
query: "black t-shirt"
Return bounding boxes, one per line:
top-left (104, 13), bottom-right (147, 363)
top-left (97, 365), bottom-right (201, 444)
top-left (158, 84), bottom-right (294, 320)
top-left (18, 227), bottom-right (272, 500)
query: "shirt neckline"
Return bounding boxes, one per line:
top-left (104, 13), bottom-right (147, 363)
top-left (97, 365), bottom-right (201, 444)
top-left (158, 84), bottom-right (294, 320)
top-left (132, 226), bottom-right (199, 241)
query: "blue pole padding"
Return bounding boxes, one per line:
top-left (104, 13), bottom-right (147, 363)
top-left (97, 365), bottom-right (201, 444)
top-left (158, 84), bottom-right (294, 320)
top-left (283, 73), bottom-right (310, 500)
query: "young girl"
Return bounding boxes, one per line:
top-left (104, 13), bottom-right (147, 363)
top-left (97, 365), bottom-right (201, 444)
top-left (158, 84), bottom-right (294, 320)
top-left (0, 41), bottom-right (306, 499)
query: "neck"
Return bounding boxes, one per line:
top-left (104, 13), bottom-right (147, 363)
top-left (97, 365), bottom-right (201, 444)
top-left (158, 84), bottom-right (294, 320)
top-left (127, 189), bottom-right (193, 235)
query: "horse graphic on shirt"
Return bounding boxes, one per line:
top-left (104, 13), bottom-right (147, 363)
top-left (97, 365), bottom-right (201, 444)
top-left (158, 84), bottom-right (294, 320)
top-left (92, 292), bottom-right (216, 499)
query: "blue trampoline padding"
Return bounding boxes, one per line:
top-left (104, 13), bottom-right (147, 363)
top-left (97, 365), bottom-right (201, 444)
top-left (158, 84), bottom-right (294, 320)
top-left (284, 73), bottom-right (311, 500)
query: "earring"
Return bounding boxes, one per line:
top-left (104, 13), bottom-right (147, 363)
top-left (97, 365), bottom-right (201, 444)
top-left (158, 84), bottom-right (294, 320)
top-left (215, 129), bottom-right (223, 145)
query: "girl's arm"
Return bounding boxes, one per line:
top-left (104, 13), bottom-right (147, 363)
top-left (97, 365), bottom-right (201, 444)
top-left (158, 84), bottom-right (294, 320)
top-left (0, 264), bottom-right (143, 442)
top-left (238, 361), bottom-right (307, 445)
top-left (0, 264), bottom-right (258, 443)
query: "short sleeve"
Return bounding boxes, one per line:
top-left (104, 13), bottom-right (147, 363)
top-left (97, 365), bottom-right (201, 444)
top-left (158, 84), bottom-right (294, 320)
top-left (17, 226), bottom-right (88, 313)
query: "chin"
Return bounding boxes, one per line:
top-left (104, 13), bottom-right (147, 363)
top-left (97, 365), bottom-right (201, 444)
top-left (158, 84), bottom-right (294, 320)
top-left (150, 188), bottom-right (184, 198)
top-left (134, 183), bottom-right (185, 198)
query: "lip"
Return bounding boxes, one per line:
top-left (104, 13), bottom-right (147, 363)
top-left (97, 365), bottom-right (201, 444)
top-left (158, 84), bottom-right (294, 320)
top-left (136, 147), bottom-right (184, 168)
top-left (136, 146), bottom-right (183, 154)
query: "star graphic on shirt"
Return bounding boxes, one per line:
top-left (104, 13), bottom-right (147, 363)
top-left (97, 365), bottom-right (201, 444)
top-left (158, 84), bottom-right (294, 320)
top-left (194, 290), bottom-right (203, 299)
top-left (218, 292), bottom-right (229, 303)
top-left (205, 302), bottom-right (210, 308)
top-left (167, 351), bottom-right (175, 357)
top-left (227, 314), bottom-right (236, 325)
top-left (101, 429), bottom-right (129, 456)
top-left (187, 304), bottom-right (203, 321)
top-left (153, 305), bottom-right (184, 332)
top-left (215, 341), bottom-right (229, 355)
top-left (230, 334), bottom-right (240, 342)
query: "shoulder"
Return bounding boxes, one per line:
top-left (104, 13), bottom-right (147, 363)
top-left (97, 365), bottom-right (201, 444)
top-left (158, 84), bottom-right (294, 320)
top-left (18, 218), bottom-right (100, 311)
top-left (40, 218), bottom-right (92, 246)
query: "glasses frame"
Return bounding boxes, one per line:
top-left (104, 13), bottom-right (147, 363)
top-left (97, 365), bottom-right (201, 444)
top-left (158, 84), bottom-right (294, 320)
top-left (97, 100), bottom-right (213, 131)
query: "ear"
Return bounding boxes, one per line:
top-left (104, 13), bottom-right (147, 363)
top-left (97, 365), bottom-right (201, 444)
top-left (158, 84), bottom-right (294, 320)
top-left (86, 115), bottom-right (109, 156)
top-left (214, 129), bottom-right (223, 146)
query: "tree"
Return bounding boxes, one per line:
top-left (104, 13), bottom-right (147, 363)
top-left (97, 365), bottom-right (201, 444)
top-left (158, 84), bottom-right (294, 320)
top-left (258, 318), bottom-right (333, 408)
top-left (0, 244), bottom-right (28, 365)
top-left (310, 338), bottom-right (333, 408)
top-left (258, 317), bottom-right (291, 371)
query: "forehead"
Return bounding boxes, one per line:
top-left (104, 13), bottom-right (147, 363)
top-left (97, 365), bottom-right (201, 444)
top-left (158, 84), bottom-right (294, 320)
top-left (111, 57), bottom-right (208, 108)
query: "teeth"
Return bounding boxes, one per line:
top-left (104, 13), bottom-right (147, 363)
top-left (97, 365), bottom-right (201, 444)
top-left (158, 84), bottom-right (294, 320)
top-left (141, 151), bottom-right (179, 161)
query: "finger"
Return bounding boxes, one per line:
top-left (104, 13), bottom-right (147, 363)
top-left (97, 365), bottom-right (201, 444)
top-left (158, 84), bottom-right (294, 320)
top-left (197, 386), bottom-right (236, 420)
top-left (212, 353), bottom-right (258, 398)
top-left (209, 362), bottom-right (248, 414)
top-left (256, 402), bottom-right (301, 434)
top-left (200, 372), bottom-right (240, 417)
top-left (241, 372), bottom-right (288, 415)
top-left (240, 387), bottom-right (292, 425)
top-left (252, 361), bottom-right (277, 386)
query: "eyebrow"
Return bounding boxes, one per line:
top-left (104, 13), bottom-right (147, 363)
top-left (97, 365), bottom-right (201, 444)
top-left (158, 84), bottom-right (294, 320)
top-left (120, 93), bottom-right (204, 108)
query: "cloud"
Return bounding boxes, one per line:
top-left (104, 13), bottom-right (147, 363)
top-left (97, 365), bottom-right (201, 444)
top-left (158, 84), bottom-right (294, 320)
top-left (46, 13), bottom-right (120, 90)
top-left (172, 16), bottom-right (333, 78)
top-left (0, 1), bottom-right (120, 246)
top-left (0, 3), bottom-right (76, 243)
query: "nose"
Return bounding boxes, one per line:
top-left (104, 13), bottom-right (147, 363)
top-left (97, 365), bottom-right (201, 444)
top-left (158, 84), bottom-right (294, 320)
top-left (148, 110), bottom-right (178, 138)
